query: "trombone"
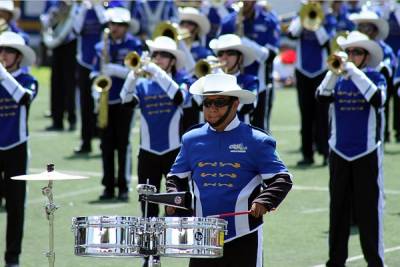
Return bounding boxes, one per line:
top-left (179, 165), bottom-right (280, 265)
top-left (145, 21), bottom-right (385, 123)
top-left (299, 2), bottom-right (324, 31)
top-left (124, 51), bottom-right (152, 78)
top-left (194, 58), bottom-right (226, 78)
top-left (327, 52), bottom-right (348, 76)
top-left (152, 21), bottom-right (191, 43)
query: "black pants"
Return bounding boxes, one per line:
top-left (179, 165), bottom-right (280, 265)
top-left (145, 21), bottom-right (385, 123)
top-left (189, 229), bottom-right (262, 267)
top-left (0, 143), bottom-right (28, 264)
top-left (50, 40), bottom-right (77, 128)
top-left (382, 69), bottom-right (400, 141)
top-left (100, 103), bottom-right (134, 195)
top-left (327, 150), bottom-right (384, 267)
top-left (182, 99), bottom-right (200, 133)
top-left (251, 90), bottom-right (267, 130)
top-left (295, 70), bottom-right (329, 159)
top-left (77, 64), bottom-right (96, 149)
top-left (137, 148), bottom-right (180, 217)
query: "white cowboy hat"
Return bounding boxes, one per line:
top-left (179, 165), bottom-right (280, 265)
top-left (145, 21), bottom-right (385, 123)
top-left (336, 31), bottom-right (383, 68)
top-left (209, 34), bottom-right (257, 67)
top-left (178, 7), bottom-right (211, 36)
top-left (106, 7), bottom-right (131, 24)
top-left (349, 10), bottom-right (389, 40)
top-left (0, 31), bottom-right (36, 66)
top-left (0, 0), bottom-right (19, 20)
top-left (189, 73), bottom-right (256, 104)
top-left (146, 36), bottom-right (186, 70)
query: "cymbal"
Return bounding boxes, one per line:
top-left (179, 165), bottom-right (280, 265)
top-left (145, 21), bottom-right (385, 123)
top-left (12, 171), bottom-right (88, 181)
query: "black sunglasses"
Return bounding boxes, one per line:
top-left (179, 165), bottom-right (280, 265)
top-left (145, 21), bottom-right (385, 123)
top-left (151, 51), bottom-right (175, 59)
top-left (203, 98), bottom-right (233, 108)
top-left (217, 50), bottom-right (240, 57)
top-left (345, 48), bottom-right (367, 56)
top-left (0, 47), bottom-right (19, 54)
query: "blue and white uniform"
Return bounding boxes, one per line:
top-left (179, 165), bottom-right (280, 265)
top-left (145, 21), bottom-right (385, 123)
top-left (236, 72), bottom-right (259, 124)
top-left (169, 117), bottom-right (290, 242)
top-left (384, 5), bottom-right (400, 54)
top-left (130, 0), bottom-right (178, 38)
top-left (0, 70), bottom-right (38, 150)
top-left (92, 34), bottom-right (142, 104)
top-left (394, 50), bottom-right (400, 87)
top-left (335, 4), bottom-right (356, 32)
top-left (327, 69), bottom-right (386, 160)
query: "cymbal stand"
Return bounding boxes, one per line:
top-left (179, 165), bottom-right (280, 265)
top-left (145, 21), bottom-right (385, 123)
top-left (137, 181), bottom-right (160, 267)
top-left (41, 164), bottom-right (58, 267)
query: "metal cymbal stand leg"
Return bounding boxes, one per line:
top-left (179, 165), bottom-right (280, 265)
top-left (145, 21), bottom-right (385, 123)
top-left (41, 164), bottom-right (58, 267)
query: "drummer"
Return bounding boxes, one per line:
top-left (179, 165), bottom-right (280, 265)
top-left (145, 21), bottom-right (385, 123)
top-left (166, 73), bottom-right (293, 267)
top-left (0, 31), bottom-right (38, 267)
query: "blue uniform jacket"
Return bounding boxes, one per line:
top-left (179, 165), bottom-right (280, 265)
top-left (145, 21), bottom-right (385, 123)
top-left (169, 117), bottom-right (289, 241)
top-left (0, 70), bottom-right (38, 150)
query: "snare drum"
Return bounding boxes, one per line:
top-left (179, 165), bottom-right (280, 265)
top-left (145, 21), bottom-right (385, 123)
top-left (72, 216), bottom-right (140, 257)
top-left (158, 217), bottom-right (227, 258)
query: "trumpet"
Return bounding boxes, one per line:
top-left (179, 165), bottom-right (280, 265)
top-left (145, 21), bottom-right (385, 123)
top-left (194, 58), bottom-right (227, 78)
top-left (327, 52), bottom-right (348, 76)
top-left (152, 22), bottom-right (191, 43)
top-left (299, 2), bottom-right (324, 31)
top-left (93, 28), bottom-right (112, 129)
top-left (124, 51), bottom-right (152, 78)
top-left (330, 31), bottom-right (349, 55)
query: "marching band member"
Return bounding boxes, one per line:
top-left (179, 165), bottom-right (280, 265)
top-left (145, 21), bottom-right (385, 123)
top-left (120, 35), bottom-right (189, 267)
top-left (288, 0), bottom-right (336, 166)
top-left (209, 34), bottom-right (259, 125)
top-left (331, 0), bottom-right (356, 32)
top-left (349, 10), bottom-right (397, 142)
top-left (73, 0), bottom-right (108, 154)
top-left (0, 31), bottom-right (38, 267)
top-left (178, 6), bottom-right (212, 131)
top-left (220, 0), bottom-right (280, 131)
top-left (383, 0), bottom-right (400, 54)
top-left (42, 0), bottom-right (78, 131)
top-left (129, 0), bottom-right (178, 41)
top-left (316, 31), bottom-right (386, 267)
top-left (395, 50), bottom-right (400, 93)
top-left (199, 0), bottom-right (230, 45)
top-left (0, 0), bottom-right (29, 44)
top-left (91, 7), bottom-right (142, 201)
top-left (166, 73), bottom-right (293, 267)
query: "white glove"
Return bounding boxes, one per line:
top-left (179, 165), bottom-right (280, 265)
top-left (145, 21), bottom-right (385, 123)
top-left (241, 37), bottom-right (269, 62)
top-left (345, 62), bottom-right (378, 101)
top-left (103, 63), bottom-right (130, 79)
top-left (142, 63), bottom-right (181, 99)
top-left (315, 26), bottom-right (329, 45)
top-left (120, 71), bottom-right (138, 104)
top-left (288, 17), bottom-right (302, 37)
top-left (317, 71), bottom-right (338, 96)
top-left (0, 63), bottom-right (28, 102)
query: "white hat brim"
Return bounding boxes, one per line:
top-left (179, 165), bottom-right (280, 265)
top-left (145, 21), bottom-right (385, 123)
top-left (190, 76), bottom-right (256, 104)
top-left (209, 41), bottom-right (257, 67)
top-left (146, 39), bottom-right (186, 70)
top-left (4, 44), bottom-right (35, 66)
top-left (337, 37), bottom-right (383, 68)
top-left (350, 17), bottom-right (389, 40)
top-left (179, 13), bottom-right (210, 36)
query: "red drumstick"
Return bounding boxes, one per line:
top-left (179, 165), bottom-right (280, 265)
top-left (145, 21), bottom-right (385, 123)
top-left (207, 210), bottom-right (251, 218)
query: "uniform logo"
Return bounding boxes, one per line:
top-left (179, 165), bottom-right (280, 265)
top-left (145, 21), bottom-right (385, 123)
top-left (174, 196), bottom-right (182, 205)
top-left (228, 143), bottom-right (247, 153)
top-left (194, 232), bottom-right (203, 242)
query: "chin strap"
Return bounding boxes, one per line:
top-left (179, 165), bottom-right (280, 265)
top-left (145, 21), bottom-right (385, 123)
top-left (207, 99), bottom-right (235, 128)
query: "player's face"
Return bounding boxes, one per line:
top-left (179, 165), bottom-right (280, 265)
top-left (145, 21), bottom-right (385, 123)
top-left (151, 51), bottom-right (176, 72)
top-left (0, 46), bottom-right (22, 71)
top-left (203, 95), bottom-right (238, 129)
top-left (345, 47), bottom-right (370, 68)
top-left (217, 50), bottom-right (242, 73)
top-left (109, 22), bottom-right (129, 40)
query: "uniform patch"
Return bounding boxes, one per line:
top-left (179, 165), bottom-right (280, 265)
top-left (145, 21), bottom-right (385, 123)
top-left (228, 143), bottom-right (247, 153)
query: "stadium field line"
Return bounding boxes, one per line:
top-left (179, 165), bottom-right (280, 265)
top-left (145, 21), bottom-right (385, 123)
top-left (311, 245), bottom-right (400, 267)
top-left (294, 185), bottom-right (400, 195)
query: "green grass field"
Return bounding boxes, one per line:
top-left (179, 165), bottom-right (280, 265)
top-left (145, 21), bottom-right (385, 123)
top-left (0, 67), bottom-right (399, 267)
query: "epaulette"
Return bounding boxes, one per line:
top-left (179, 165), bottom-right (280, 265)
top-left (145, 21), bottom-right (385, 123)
top-left (249, 124), bottom-right (271, 136)
top-left (184, 123), bottom-right (206, 134)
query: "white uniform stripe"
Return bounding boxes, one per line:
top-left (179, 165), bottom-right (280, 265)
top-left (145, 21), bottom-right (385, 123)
top-left (19, 105), bottom-right (27, 143)
top-left (367, 107), bottom-right (377, 149)
top-left (140, 115), bottom-right (150, 151)
top-left (124, 143), bottom-right (132, 186)
top-left (235, 175), bottom-right (261, 237)
top-left (256, 228), bottom-right (263, 267)
top-left (377, 145), bottom-right (385, 262)
top-left (168, 109), bottom-right (182, 150)
top-left (193, 182), bottom-right (202, 217)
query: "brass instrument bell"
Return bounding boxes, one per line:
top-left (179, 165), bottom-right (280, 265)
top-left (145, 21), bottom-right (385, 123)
top-left (299, 2), bottom-right (324, 31)
top-left (124, 51), bottom-right (152, 77)
top-left (327, 52), bottom-right (348, 76)
top-left (194, 58), bottom-right (226, 78)
top-left (152, 22), bottom-right (191, 43)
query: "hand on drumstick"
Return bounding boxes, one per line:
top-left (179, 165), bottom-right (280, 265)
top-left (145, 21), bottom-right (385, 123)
top-left (250, 203), bottom-right (268, 218)
top-left (165, 206), bottom-right (176, 216)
